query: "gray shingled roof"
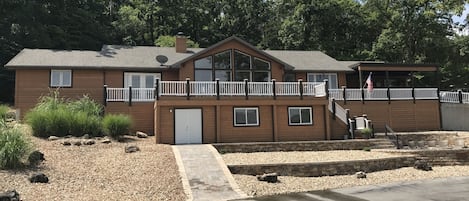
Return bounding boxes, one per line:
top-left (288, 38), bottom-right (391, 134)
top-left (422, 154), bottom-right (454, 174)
top-left (5, 40), bottom-right (352, 72)
top-left (265, 50), bottom-right (353, 72)
top-left (5, 46), bottom-right (203, 69)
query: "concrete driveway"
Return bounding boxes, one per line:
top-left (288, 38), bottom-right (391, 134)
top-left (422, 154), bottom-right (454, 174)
top-left (232, 176), bottom-right (469, 201)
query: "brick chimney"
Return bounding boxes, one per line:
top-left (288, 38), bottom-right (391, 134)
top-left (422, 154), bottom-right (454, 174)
top-left (175, 32), bottom-right (187, 53)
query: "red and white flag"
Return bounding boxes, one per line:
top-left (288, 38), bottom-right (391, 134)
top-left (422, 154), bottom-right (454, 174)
top-left (366, 72), bottom-right (373, 92)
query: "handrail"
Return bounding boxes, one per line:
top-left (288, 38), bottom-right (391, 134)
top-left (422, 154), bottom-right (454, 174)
top-left (329, 88), bottom-right (439, 101)
top-left (440, 90), bottom-right (469, 104)
top-left (385, 124), bottom-right (400, 149)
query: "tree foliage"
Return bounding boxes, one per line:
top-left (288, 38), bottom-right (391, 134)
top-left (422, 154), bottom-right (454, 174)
top-left (2, 0), bottom-right (469, 103)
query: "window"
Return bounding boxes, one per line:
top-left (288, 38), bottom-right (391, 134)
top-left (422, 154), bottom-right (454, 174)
top-left (234, 51), bottom-right (271, 81)
top-left (234, 107), bottom-right (259, 126)
top-left (288, 107), bottom-right (313, 125)
top-left (50, 70), bottom-right (72, 87)
top-left (214, 51), bottom-right (232, 81)
top-left (307, 73), bottom-right (338, 89)
top-left (124, 72), bottom-right (161, 88)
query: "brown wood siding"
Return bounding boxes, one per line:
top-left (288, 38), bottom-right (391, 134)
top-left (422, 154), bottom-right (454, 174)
top-left (295, 72), bottom-right (307, 81)
top-left (336, 100), bottom-right (440, 132)
top-left (219, 105), bottom-right (273, 143)
top-left (337, 72), bottom-right (347, 88)
top-left (277, 105), bottom-right (326, 141)
top-left (104, 102), bottom-right (155, 135)
top-left (155, 98), bottom-right (328, 144)
top-left (15, 69), bottom-right (104, 118)
top-left (104, 70), bottom-right (123, 87)
top-left (162, 70), bottom-right (179, 81)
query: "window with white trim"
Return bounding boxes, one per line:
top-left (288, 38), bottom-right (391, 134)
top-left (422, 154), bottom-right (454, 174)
top-left (50, 70), bottom-right (72, 87)
top-left (288, 107), bottom-right (313, 125)
top-left (234, 107), bottom-right (259, 126)
top-left (124, 72), bottom-right (161, 88)
top-left (307, 73), bottom-right (338, 89)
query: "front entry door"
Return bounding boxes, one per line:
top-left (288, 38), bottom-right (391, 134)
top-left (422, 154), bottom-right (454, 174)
top-left (175, 109), bottom-right (202, 144)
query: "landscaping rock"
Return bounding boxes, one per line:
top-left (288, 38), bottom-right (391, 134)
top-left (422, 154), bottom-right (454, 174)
top-left (48, 136), bottom-right (59, 141)
top-left (83, 140), bottom-right (95, 145)
top-left (136, 131), bottom-right (148, 138)
top-left (355, 171), bottom-right (367, 179)
top-left (28, 151), bottom-right (45, 166)
top-left (82, 134), bottom-right (91, 139)
top-left (29, 173), bottom-right (49, 183)
top-left (73, 141), bottom-right (82, 146)
top-left (101, 139), bottom-right (111, 144)
top-left (64, 135), bottom-right (72, 138)
top-left (414, 160), bottom-right (433, 171)
top-left (62, 141), bottom-right (71, 146)
top-left (256, 173), bottom-right (278, 183)
top-left (125, 145), bottom-right (140, 153)
top-left (0, 190), bottom-right (20, 201)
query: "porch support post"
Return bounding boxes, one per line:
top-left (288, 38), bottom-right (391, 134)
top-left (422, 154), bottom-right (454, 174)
top-left (186, 78), bottom-right (190, 100)
top-left (412, 87), bottom-right (416, 104)
top-left (299, 79), bottom-right (304, 100)
top-left (324, 79), bottom-right (329, 99)
top-left (103, 85), bottom-right (107, 107)
top-left (332, 98), bottom-right (336, 120)
top-left (345, 109), bottom-right (352, 138)
top-left (272, 79), bottom-right (277, 100)
top-left (358, 68), bottom-right (363, 90)
top-left (128, 86), bottom-right (132, 107)
top-left (385, 71), bottom-right (390, 87)
top-left (155, 78), bottom-right (160, 101)
top-left (216, 79), bottom-right (220, 100)
top-left (387, 87), bottom-right (391, 104)
top-left (244, 79), bottom-right (249, 100)
top-left (458, 89), bottom-right (463, 103)
top-left (411, 71), bottom-right (415, 104)
top-left (361, 88), bottom-right (365, 104)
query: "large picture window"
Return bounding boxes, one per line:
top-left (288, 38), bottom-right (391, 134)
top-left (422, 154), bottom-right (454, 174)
top-left (288, 107), bottom-right (313, 125)
top-left (50, 70), bottom-right (72, 87)
top-left (234, 107), bottom-right (259, 126)
top-left (124, 72), bottom-right (161, 88)
top-left (194, 50), bottom-right (271, 82)
top-left (307, 73), bottom-right (338, 89)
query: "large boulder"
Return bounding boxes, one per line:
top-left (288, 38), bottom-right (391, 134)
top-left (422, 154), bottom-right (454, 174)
top-left (82, 134), bottom-right (91, 139)
top-left (73, 141), bottom-right (82, 146)
top-left (29, 173), bottom-right (49, 183)
top-left (101, 139), bottom-right (112, 144)
top-left (125, 145), bottom-right (140, 153)
top-left (83, 140), bottom-right (95, 145)
top-left (355, 171), bottom-right (367, 179)
top-left (28, 151), bottom-right (45, 166)
top-left (414, 160), bottom-right (433, 171)
top-left (62, 141), bottom-right (71, 146)
top-left (0, 190), bottom-right (20, 201)
top-left (256, 173), bottom-right (278, 183)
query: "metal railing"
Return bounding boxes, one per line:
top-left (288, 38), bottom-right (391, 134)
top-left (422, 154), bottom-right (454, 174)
top-left (440, 90), bottom-right (469, 104)
top-left (385, 124), bottom-right (400, 149)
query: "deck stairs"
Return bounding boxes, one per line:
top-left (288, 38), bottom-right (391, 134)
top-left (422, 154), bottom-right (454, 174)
top-left (370, 136), bottom-right (397, 149)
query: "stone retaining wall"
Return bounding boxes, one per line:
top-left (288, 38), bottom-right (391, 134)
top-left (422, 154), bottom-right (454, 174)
top-left (228, 156), bottom-right (415, 177)
top-left (213, 140), bottom-right (379, 153)
top-left (380, 149), bottom-right (469, 166)
top-left (395, 132), bottom-right (463, 148)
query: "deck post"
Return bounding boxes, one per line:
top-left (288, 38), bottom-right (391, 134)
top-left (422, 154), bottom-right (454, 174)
top-left (342, 86), bottom-right (347, 105)
top-left (103, 85), bottom-right (107, 107)
top-left (186, 78), bottom-right (190, 100)
top-left (345, 109), bottom-right (352, 138)
top-left (324, 79), bottom-right (329, 99)
top-left (458, 90), bottom-right (463, 103)
top-left (361, 88), bottom-right (365, 104)
top-left (244, 79), bottom-right (249, 100)
top-left (272, 79), bottom-right (277, 100)
top-left (387, 87), bottom-right (391, 104)
top-left (299, 79), bottom-right (303, 100)
top-left (412, 87), bottom-right (416, 104)
top-left (155, 78), bottom-right (160, 101)
top-left (216, 79), bottom-right (220, 100)
top-left (128, 86), bottom-right (132, 107)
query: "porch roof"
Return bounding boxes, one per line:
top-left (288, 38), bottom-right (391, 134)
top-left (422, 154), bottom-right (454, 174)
top-left (342, 61), bottom-right (439, 72)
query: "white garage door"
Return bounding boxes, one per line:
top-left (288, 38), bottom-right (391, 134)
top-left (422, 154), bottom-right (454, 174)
top-left (175, 109), bottom-right (202, 144)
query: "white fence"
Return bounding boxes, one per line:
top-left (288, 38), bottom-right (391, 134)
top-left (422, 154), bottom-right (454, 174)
top-left (440, 91), bottom-right (469, 104)
top-left (329, 88), bottom-right (439, 101)
top-left (106, 81), bottom-right (327, 102)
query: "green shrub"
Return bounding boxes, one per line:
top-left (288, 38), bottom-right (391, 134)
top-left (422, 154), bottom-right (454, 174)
top-left (26, 108), bottom-right (71, 137)
top-left (69, 112), bottom-right (102, 137)
top-left (0, 127), bottom-right (32, 169)
top-left (102, 114), bottom-right (132, 139)
top-left (67, 95), bottom-right (103, 116)
top-left (0, 105), bottom-right (8, 120)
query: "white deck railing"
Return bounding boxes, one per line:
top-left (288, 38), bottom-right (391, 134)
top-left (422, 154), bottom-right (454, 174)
top-left (440, 91), bottom-right (469, 103)
top-left (106, 81), bottom-right (327, 102)
top-left (329, 88), bottom-right (439, 101)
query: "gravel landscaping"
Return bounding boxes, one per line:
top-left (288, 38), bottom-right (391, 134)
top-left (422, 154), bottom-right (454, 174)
top-left (222, 150), bottom-right (409, 165)
top-left (234, 166), bottom-right (469, 197)
top-left (0, 135), bottom-right (186, 201)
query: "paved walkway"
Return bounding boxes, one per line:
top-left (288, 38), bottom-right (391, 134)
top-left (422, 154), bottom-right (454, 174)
top-left (173, 145), bottom-right (246, 201)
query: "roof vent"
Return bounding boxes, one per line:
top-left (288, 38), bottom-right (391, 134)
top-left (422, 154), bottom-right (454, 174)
top-left (155, 55), bottom-right (168, 66)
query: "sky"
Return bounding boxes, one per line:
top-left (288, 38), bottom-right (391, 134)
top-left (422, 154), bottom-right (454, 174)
top-left (452, 4), bottom-right (469, 24)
